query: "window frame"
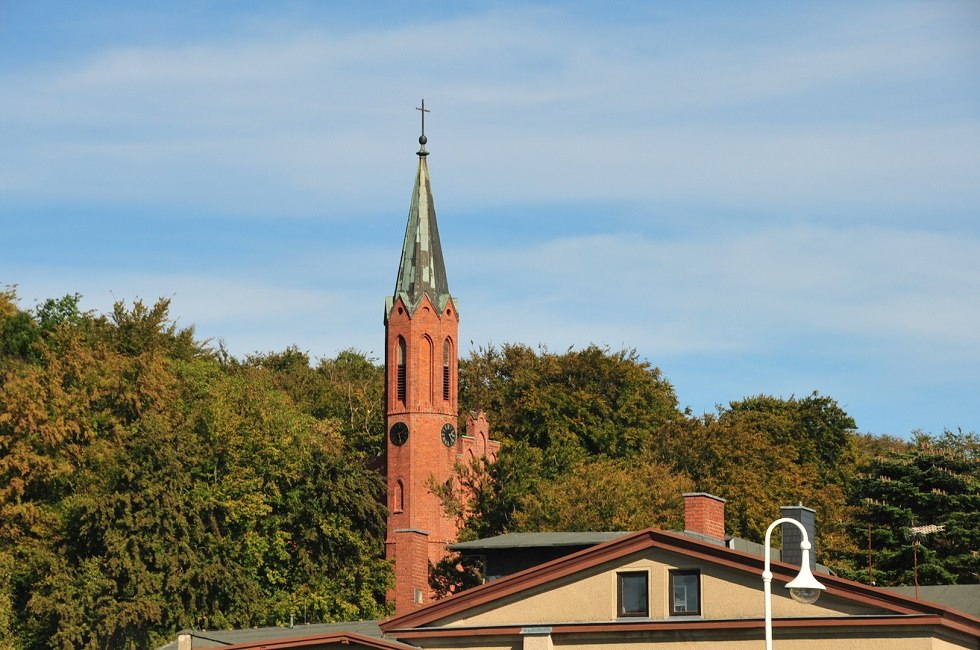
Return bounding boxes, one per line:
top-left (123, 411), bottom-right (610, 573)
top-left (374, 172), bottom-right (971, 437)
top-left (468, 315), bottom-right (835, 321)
top-left (616, 570), bottom-right (649, 618)
top-left (668, 569), bottom-right (701, 617)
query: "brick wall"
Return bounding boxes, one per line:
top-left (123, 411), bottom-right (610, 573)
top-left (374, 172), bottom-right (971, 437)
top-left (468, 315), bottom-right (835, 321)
top-left (683, 492), bottom-right (726, 541)
top-left (385, 294), bottom-right (464, 614)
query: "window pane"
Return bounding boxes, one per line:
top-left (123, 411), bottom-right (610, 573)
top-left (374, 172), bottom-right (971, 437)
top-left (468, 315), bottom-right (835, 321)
top-left (618, 572), bottom-right (648, 617)
top-left (670, 571), bottom-right (700, 615)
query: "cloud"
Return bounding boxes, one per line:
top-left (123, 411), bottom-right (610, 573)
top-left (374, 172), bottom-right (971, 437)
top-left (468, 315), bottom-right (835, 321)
top-left (1, 1), bottom-right (977, 436)
top-left (453, 225), bottom-right (980, 363)
top-left (7, 268), bottom-right (382, 359)
top-left (0, 2), bottom-right (976, 223)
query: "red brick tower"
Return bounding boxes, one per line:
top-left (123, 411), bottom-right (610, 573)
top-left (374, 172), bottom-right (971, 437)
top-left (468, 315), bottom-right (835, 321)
top-left (384, 108), bottom-right (463, 614)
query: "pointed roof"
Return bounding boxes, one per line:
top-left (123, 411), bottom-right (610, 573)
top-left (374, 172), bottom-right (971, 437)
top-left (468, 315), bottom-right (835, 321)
top-left (391, 134), bottom-right (452, 316)
top-left (380, 527), bottom-right (980, 640)
top-left (156, 621), bottom-right (417, 650)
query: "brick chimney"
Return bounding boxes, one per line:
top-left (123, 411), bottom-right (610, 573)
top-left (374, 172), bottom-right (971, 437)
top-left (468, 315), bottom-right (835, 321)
top-left (683, 492), bottom-right (726, 541)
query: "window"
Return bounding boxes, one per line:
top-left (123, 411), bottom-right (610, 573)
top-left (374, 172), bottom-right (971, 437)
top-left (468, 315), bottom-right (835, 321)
top-left (393, 480), bottom-right (404, 513)
top-left (419, 336), bottom-right (432, 406)
top-left (442, 338), bottom-right (452, 401)
top-left (396, 337), bottom-right (406, 402)
top-left (617, 571), bottom-right (649, 617)
top-left (669, 570), bottom-right (700, 616)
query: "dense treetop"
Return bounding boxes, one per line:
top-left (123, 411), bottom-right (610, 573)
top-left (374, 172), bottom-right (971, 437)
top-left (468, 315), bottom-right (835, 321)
top-left (0, 290), bottom-right (389, 649)
top-left (0, 290), bottom-right (975, 648)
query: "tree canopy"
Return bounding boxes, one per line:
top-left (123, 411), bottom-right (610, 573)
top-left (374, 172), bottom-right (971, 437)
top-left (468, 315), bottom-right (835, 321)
top-left (841, 431), bottom-right (979, 586)
top-left (0, 289), bottom-right (390, 649)
top-left (452, 345), bottom-right (971, 590)
top-left (1, 289), bottom-right (976, 648)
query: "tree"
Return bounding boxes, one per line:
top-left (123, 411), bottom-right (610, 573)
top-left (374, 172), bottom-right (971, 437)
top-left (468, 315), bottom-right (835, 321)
top-left (652, 413), bottom-right (809, 542)
top-left (313, 350), bottom-right (385, 459)
top-left (241, 348), bottom-right (385, 459)
top-left (720, 392), bottom-right (857, 486)
top-left (843, 431), bottom-right (979, 586)
top-left (459, 344), bottom-right (681, 468)
top-left (649, 394), bottom-right (859, 549)
top-left (513, 455), bottom-right (692, 532)
top-left (0, 293), bottom-right (393, 648)
top-left (447, 440), bottom-right (547, 541)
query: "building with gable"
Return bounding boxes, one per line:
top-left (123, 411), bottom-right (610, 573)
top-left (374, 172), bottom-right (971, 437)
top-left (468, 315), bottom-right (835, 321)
top-left (163, 495), bottom-right (980, 649)
top-left (379, 521), bottom-right (980, 649)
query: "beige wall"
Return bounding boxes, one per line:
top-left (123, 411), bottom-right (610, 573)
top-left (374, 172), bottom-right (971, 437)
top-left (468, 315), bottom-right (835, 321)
top-left (397, 548), bottom-right (978, 650)
top-left (437, 549), bottom-right (885, 628)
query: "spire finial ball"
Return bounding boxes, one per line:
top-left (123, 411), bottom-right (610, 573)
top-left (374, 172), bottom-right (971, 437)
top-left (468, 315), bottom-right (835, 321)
top-left (419, 134), bottom-right (427, 145)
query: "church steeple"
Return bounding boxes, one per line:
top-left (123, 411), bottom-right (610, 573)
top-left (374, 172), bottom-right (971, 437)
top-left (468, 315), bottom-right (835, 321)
top-left (391, 100), bottom-right (451, 315)
top-left (384, 102), bottom-right (460, 615)
top-left (383, 102), bottom-right (499, 615)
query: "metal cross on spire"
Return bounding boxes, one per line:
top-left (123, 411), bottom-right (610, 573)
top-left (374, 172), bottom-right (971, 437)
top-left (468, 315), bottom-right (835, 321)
top-left (416, 99), bottom-right (430, 139)
top-left (415, 99), bottom-right (430, 156)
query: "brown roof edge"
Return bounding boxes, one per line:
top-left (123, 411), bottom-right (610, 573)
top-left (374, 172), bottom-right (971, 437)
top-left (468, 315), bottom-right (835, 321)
top-left (380, 527), bottom-right (980, 635)
top-left (389, 614), bottom-right (964, 639)
top-left (381, 528), bottom-right (658, 630)
top-left (217, 631), bottom-right (414, 650)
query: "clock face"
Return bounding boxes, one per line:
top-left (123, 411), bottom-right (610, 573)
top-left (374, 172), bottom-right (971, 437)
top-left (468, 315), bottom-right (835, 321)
top-left (389, 422), bottom-right (409, 446)
top-left (441, 423), bottom-right (457, 447)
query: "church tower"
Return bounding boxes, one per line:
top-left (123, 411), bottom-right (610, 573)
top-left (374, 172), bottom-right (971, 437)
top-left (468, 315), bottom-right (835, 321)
top-left (384, 105), bottom-right (463, 614)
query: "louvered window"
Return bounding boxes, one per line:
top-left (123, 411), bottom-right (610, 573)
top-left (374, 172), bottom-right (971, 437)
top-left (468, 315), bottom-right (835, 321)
top-left (397, 337), bottom-right (406, 402)
top-left (442, 339), bottom-right (451, 401)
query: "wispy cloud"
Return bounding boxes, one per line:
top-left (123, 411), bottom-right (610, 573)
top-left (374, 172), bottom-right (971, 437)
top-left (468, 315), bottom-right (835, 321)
top-left (455, 225), bottom-right (980, 362)
top-left (1, 1), bottom-right (977, 436)
top-left (1, 3), bottom-right (976, 221)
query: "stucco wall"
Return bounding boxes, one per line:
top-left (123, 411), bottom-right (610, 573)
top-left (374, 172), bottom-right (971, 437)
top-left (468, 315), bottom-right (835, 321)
top-left (437, 549), bottom-right (885, 628)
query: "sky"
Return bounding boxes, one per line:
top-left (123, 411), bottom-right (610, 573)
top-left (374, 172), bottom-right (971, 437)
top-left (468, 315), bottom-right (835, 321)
top-left (1, 1), bottom-right (978, 439)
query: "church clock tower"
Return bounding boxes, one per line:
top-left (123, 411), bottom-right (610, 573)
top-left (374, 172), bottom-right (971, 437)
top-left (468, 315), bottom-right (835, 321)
top-left (384, 103), bottom-right (462, 614)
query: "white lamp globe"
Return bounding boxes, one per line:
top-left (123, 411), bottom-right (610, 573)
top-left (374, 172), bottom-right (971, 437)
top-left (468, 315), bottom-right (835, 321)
top-left (784, 542), bottom-right (825, 605)
top-left (789, 587), bottom-right (822, 605)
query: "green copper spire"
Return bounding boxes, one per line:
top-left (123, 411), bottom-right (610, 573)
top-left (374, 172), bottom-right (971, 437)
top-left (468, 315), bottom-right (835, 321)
top-left (391, 101), bottom-right (452, 315)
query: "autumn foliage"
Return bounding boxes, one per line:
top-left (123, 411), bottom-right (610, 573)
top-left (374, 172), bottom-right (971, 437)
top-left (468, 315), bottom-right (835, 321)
top-left (0, 290), bottom-right (976, 649)
top-left (0, 290), bottom-right (390, 649)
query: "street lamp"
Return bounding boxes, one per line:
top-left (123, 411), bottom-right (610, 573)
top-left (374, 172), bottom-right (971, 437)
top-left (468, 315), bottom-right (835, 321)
top-left (763, 517), bottom-right (826, 650)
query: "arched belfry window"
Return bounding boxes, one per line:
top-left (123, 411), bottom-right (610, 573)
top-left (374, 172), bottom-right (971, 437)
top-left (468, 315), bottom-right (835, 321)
top-left (419, 336), bottom-right (433, 406)
top-left (394, 479), bottom-right (404, 513)
top-left (443, 338), bottom-right (452, 402)
top-left (396, 337), bottom-right (406, 403)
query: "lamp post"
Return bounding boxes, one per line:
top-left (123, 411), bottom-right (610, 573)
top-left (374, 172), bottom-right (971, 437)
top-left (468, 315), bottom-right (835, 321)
top-left (763, 517), bottom-right (826, 650)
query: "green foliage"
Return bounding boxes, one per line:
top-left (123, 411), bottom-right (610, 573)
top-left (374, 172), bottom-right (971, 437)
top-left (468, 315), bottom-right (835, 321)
top-left (448, 441), bottom-right (547, 540)
top-left (34, 294), bottom-right (84, 333)
top-left (460, 344), bottom-right (681, 465)
top-left (243, 347), bottom-right (384, 459)
top-left (722, 392), bottom-right (857, 485)
top-left (513, 455), bottom-right (693, 532)
top-left (0, 550), bottom-right (14, 648)
top-left (453, 345), bottom-right (688, 542)
top-left (0, 291), bottom-right (391, 648)
top-left (638, 392), bottom-right (862, 564)
top-left (652, 412), bottom-right (805, 542)
top-left (430, 554), bottom-right (484, 599)
top-left (843, 431), bottom-right (979, 586)
top-left (3, 284), bottom-right (977, 649)
top-left (447, 351), bottom-right (846, 590)
top-left (0, 288), bottom-right (41, 365)
top-left (457, 354), bottom-right (866, 577)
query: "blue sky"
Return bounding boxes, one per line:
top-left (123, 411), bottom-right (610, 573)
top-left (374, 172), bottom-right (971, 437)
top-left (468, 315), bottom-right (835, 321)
top-left (1, 1), bottom-right (978, 438)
